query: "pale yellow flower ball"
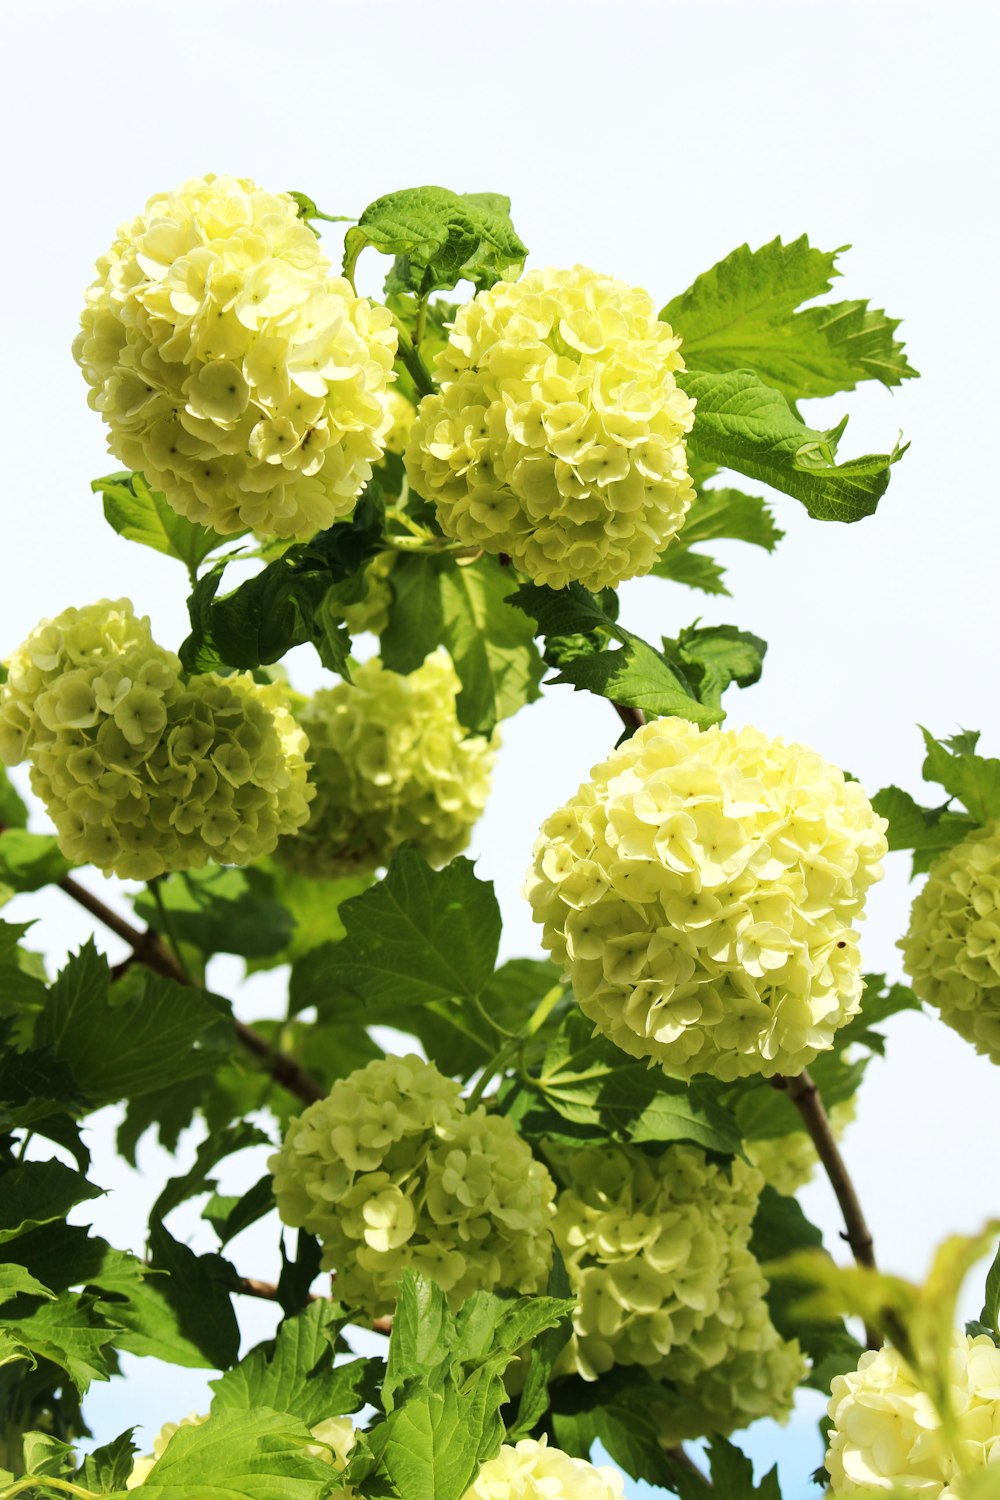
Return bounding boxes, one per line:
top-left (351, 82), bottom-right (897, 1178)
top-left (826, 1333), bottom-right (1000, 1497)
top-left (900, 823), bottom-right (1000, 1064)
top-left (277, 649), bottom-right (495, 879)
top-left (548, 1140), bottom-right (804, 1437)
top-left (385, 389), bottom-right (416, 456)
top-left (74, 174), bottom-right (398, 539)
top-left (526, 717), bottom-right (887, 1080)
top-left (463, 1438), bottom-right (624, 1500)
top-left (747, 1098), bottom-right (857, 1198)
top-left (404, 266), bottom-right (696, 591)
top-left (269, 1054), bottom-right (555, 1318)
top-left (0, 599), bottom-right (312, 879)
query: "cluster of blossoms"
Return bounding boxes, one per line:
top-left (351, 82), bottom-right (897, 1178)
top-left (899, 823), bottom-right (1000, 1064)
top-left (74, 174), bottom-right (397, 538)
top-left (826, 1332), bottom-right (1000, 1496)
top-left (747, 1098), bottom-right (857, 1198)
top-left (527, 717), bottom-right (888, 1080)
top-left (276, 649), bottom-right (495, 878)
top-left (0, 600), bottom-right (311, 879)
top-left (463, 1439), bottom-right (624, 1500)
top-left (548, 1142), bottom-right (804, 1438)
top-left (404, 265), bottom-right (696, 591)
top-left (127, 1413), bottom-right (355, 1492)
top-left (269, 1054), bottom-right (555, 1317)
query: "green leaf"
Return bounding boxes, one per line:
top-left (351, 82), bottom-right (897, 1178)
top-left (662, 235), bottom-right (916, 403)
top-left (132, 867), bottom-right (294, 960)
top-left (920, 726), bottom-right (1000, 825)
top-left (179, 492), bottom-right (384, 676)
top-left (871, 784), bottom-right (976, 874)
top-left (661, 624), bottom-right (766, 711)
top-left (506, 1251), bottom-right (574, 1440)
top-left (0, 830), bottom-right (72, 892)
top-left (980, 1240), bottom-right (1000, 1336)
top-left (211, 1301), bottom-right (378, 1425)
top-left (35, 948), bottom-right (229, 1104)
top-left (0, 767), bottom-right (28, 830)
top-left (152, 1122), bottom-right (270, 1225)
top-left (147, 1221), bottom-right (240, 1372)
top-left (549, 1368), bottom-right (681, 1488)
top-left (0, 1266), bottom-right (55, 1306)
top-left (507, 581), bottom-right (720, 726)
top-left (287, 191), bottom-right (354, 229)
top-left (343, 185), bottom-right (527, 298)
top-left (0, 1289), bottom-right (121, 1390)
top-left (649, 546), bottom-right (731, 595)
top-left (679, 368), bottom-right (905, 523)
top-left (244, 863), bottom-right (372, 973)
top-left (203, 1176), bottom-right (276, 1249)
top-left (382, 553), bottom-right (544, 734)
top-left (292, 849), bottom-right (501, 1014)
top-left (92, 470), bottom-right (231, 574)
top-left (680, 486), bottom-right (785, 551)
top-left (0, 919), bottom-right (48, 1017)
top-left (131, 1408), bottom-right (335, 1500)
top-left (508, 1013), bottom-right (743, 1156)
top-left (0, 1161), bottom-right (102, 1245)
top-left (74, 1428), bottom-right (138, 1494)
top-left (704, 1438), bottom-right (782, 1500)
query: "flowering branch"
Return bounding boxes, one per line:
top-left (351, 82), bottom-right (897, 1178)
top-left (54, 872), bottom-right (325, 1106)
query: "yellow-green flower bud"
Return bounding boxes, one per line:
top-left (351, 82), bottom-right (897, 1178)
top-left (404, 266), bottom-right (696, 592)
top-left (899, 822), bottom-right (1000, 1063)
top-left (463, 1438), bottom-right (624, 1499)
top-left (747, 1098), bottom-right (857, 1197)
top-left (0, 600), bottom-right (312, 879)
top-left (826, 1333), bottom-right (1000, 1496)
top-left (549, 1140), bottom-right (802, 1438)
top-left (74, 174), bottom-right (397, 539)
top-left (269, 1054), bottom-right (555, 1318)
top-left (527, 717), bottom-right (887, 1080)
top-left (276, 649), bottom-right (495, 879)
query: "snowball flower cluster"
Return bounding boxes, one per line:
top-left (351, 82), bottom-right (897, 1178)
top-left (276, 649), bottom-right (495, 878)
top-left (404, 265), bottom-right (696, 591)
top-left (826, 1332), bottom-right (1000, 1496)
top-left (463, 1438), bottom-right (624, 1500)
top-left (269, 1054), bottom-right (555, 1317)
top-left (74, 174), bottom-right (397, 538)
top-left (127, 1413), bottom-right (355, 1491)
top-left (899, 823), bottom-right (1000, 1064)
top-left (747, 1098), bottom-right (857, 1198)
top-left (0, 600), bottom-right (312, 879)
top-left (548, 1141), bottom-right (803, 1436)
top-left (527, 717), bottom-right (887, 1080)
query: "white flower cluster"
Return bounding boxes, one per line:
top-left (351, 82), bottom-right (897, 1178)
top-left (405, 265), bottom-right (696, 591)
top-left (527, 717), bottom-right (887, 1080)
top-left (269, 1054), bottom-right (555, 1318)
top-left (276, 649), bottom-right (495, 878)
top-left (826, 1333), bottom-right (1000, 1496)
top-left (74, 174), bottom-right (397, 538)
top-left (0, 599), bottom-right (312, 879)
top-left (548, 1141), bottom-right (803, 1437)
top-left (900, 822), bottom-right (1000, 1064)
top-left (463, 1439), bottom-right (624, 1500)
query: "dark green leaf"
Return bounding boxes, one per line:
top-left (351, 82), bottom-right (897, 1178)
top-left (650, 546), bottom-right (731, 596)
top-left (203, 1176), bottom-right (276, 1249)
top-left (0, 831), bottom-right (72, 892)
top-left (133, 867), bottom-right (294, 960)
top-left (661, 624), bottom-right (766, 710)
top-left (920, 727), bottom-right (1000, 825)
top-left (293, 850), bottom-right (501, 1014)
top-left (0, 1161), bottom-right (102, 1246)
top-left (680, 368), bottom-right (905, 524)
top-left (871, 784), bottom-right (976, 873)
top-left (0, 768), bottom-right (28, 830)
top-left (343, 185), bottom-right (527, 298)
top-left (681, 486), bottom-right (785, 551)
top-left (92, 470), bottom-right (231, 574)
top-left (147, 1222), bottom-right (240, 1372)
top-left (152, 1122), bottom-right (270, 1226)
top-left (549, 1368), bottom-right (680, 1488)
top-left (74, 1428), bottom-right (138, 1493)
top-left (382, 553), bottom-right (544, 734)
top-left (35, 949), bottom-right (229, 1105)
top-left (980, 1240), bottom-right (1000, 1336)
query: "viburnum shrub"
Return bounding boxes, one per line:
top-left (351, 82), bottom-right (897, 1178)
top-left (2, 171), bottom-right (998, 1500)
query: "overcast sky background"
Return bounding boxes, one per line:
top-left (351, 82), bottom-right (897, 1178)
top-left (2, 2), bottom-right (998, 1495)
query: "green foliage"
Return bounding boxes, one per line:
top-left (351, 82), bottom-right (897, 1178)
top-left (92, 470), bottom-right (232, 577)
top-left (680, 368), bottom-right (906, 524)
top-left (343, 185), bottom-right (527, 297)
top-left (662, 234), bottom-right (916, 405)
top-left (660, 624), bottom-right (767, 711)
top-left (180, 490), bottom-right (384, 676)
top-left (873, 727), bottom-right (1000, 875)
top-left (549, 1367), bottom-right (682, 1488)
top-left (211, 1301), bottom-right (378, 1424)
top-left (0, 831), bottom-right (72, 894)
top-left (132, 867), bottom-right (295, 960)
top-left (128, 1409), bottom-right (336, 1500)
top-left (382, 553), bottom-right (545, 734)
top-left (651, 486), bottom-right (783, 595)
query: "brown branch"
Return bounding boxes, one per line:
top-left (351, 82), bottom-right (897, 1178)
top-left (613, 703), bottom-right (645, 734)
top-left (666, 1446), bottom-right (712, 1488)
top-left (55, 872), bottom-right (324, 1106)
top-left (230, 1276), bottom-right (392, 1335)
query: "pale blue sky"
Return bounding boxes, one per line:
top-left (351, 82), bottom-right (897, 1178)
top-left (2, 1), bottom-right (998, 1495)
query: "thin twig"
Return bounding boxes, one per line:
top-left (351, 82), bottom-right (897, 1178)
top-left (665, 1445), bottom-right (712, 1488)
top-left (55, 873), bottom-right (324, 1106)
top-left (613, 703), bottom-right (645, 734)
top-left (230, 1275), bottom-right (392, 1335)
